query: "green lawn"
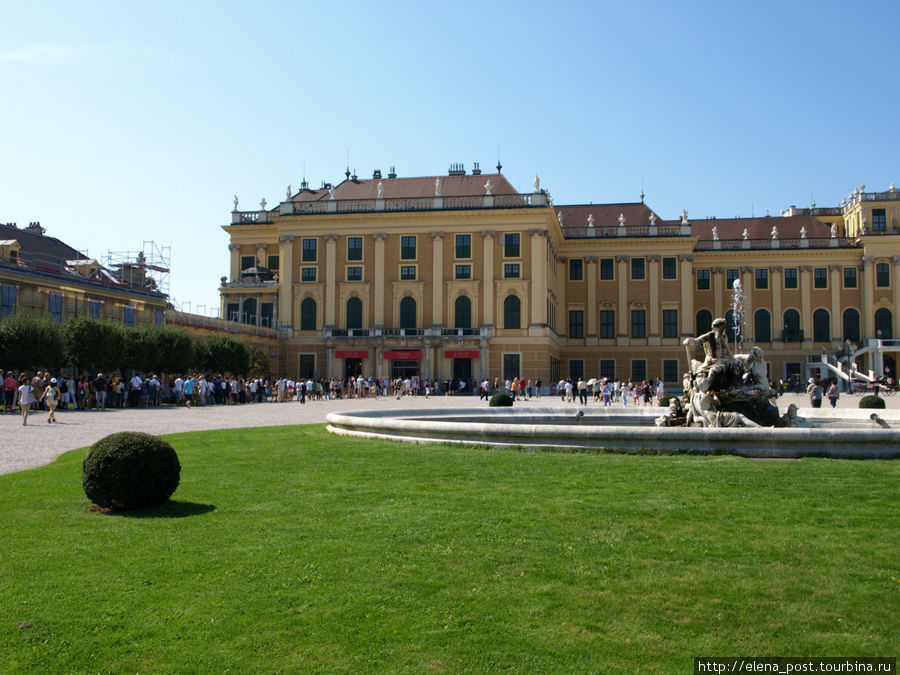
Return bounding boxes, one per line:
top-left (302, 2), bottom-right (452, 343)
top-left (1, 426), bottom-right (897, 672)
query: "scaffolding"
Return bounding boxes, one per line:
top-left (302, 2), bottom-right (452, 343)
top-left (102, 241), bottom-right (171, 295)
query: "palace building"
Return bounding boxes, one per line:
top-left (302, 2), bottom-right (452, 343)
top-left (221, 167), bottom-right (900, 386)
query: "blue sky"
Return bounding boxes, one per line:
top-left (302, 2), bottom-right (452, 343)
top-left (2, 0), bottom-right (897, 313)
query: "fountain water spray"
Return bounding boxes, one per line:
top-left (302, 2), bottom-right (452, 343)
top-left (731, 278), bottom-right (743, 353)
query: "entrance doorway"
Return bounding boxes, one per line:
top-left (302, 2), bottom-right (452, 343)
top-left (453, 358), bottom-right (472, 383)
top-left (344, 358), bottom-right (363, 379)
top-left (391, 360), bottom-right (419, 380)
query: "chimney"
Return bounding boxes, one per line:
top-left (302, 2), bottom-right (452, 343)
top-left (388, 166), bottom-right (397, 179)
top-left (448, 163), bottom-right (465, 176)
top-left (372, 169), bottom-right (382, 179)
top-left (471, 162), bottom-right (481, 176)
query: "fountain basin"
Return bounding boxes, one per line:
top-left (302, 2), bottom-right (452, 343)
top-left (326, 407), bottom-right (900, 459)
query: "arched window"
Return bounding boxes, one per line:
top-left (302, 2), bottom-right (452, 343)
top-left (300, 297), bottom-right (316, 331)
top-left (399, 296), bottom-right (416, 330)
top-left (346, 297), bottom-right (362, 329)
top-left (842, 308), bottom-right (860, 343)
top-left (754, 309), bottom-right (771, 343)
top-left (784, 309), bottom-right (801, 342)
top-left (696, 309), bottom-right (712, 335)
top-left (454, 295), bottom-right (471, 329)
top-left (242, 298), bottom-right (257, 325)
top-left (875, 308), bottom-right (893, 339)
top-left (813, 308), bottom-right (830, 342)
top-left (503, 295), bottom-right (521, 330)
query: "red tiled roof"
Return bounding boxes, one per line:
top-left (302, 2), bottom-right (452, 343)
top-left (691, 215), bottom-right (831, 241)
top-left (0, 223), bottom-right (84, 259)
top-left (288, 172), bottom-right (520, 202)
top-left (556, 203), bottom-right (660, 230)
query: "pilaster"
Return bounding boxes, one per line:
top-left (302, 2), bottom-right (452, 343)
top-left (324, 234), bottom-right (338, 326)
top-left (585, 256), bottom-right (598, 343)
top-left (678, 254), bottom-right (694, 337)
top-left (431, 231), bottom-right (444, 327)
top-left (861, 257), bottom-right (874, 339)
top-left (616, 256), bottom-right (629, 344)
top-left (373, 233), bottom-right (386, 326)
top-left (228, 243), bottom-right (240, 281)
top-left (799, 265), bottom-right (812, 345)
top-left (648, 255), bottom-right (660, 345)
top-left (482, 231), bottom-right (495, 326)
top-left (277, 235), bottom-right (294, 328)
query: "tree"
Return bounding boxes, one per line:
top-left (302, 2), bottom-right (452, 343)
top-left (153, 327), bottom-right (196, 374)
top-left (202, 336), bottom-right (250, 376)
top-left (0, 314), bottom-right (64, 371)
top-left (62, 318), bottom-right (125, 374)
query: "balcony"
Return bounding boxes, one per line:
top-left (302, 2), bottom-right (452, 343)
top-left (782, 329), bottom-right (804, 343)
top-left (324, 326), bottom-right (485, 339)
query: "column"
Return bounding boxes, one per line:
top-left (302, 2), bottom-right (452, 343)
top-left (373, 233), bottom-right (386, 327)
top-left (277, 235), bottom-right (294, 328)
top-left (741, 267), bottom-right (754, 350)
top-left (480, 337), bottom-right (490, 380)
top-left (679, 254), bottom-right (694, 337)
top-left (229, 243), bottom-right (240, 281)
top-left (481, 231), bottom-right (495, 327)
top-left (829, 265), bottom-right (842, 344)
top-left (861, 257), bottom-right (874, 340)
top-left (712, 268), bottom-right (724, 318)
top-left (893, 256), bottom-right (900, 339)
top-left (585, 256), bottom-right (598, 343)
top-left (770, 267), bottom-right (783, 349)
top-left (616, 256), bottom-right (629, 344)
top-left (648, 255), bottom-right (660, 345)
top-left (529, 229), bottom-right (547, 331)
top-left (324, 233), bottom-right (338, 327)
top-left (430, 231), bottom-right (444, 328)
top-left (799, 265), bottom-right (812, 345)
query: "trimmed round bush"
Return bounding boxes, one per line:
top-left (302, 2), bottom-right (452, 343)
top-left (489, 393), bottom-right (514, 407)
top-left (859, 395), bottom-right (886, 409)
top-left (82, 432), bottom-right (181, 510)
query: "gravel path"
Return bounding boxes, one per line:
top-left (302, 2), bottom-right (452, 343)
top-left (1, 392), bottom-right (892, 475)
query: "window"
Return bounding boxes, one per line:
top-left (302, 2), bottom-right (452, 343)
top-left (779, 268), bottom-right (796, 289)
top-left (755, 268), bottom-right (769, 289)
top-left (569, 359), bottom-right (584, 381)
top-left (503, 353), bottom-right (520, 380)
top-left (599, 310), bottom-right (615, 339)
top-left (300, 298), bottom-right (316, 330)
top-left (347, 266), bottom-right (362, 281)
top-left (347, 237), bottom-right (363, 261)
top-left (872, 208), bottom-right (886, 232)
top-left (49, 293), bottom-right (63, 323)
top-left (242, 298), bottom-right (257, 325)
top-left (814, 268), bottom-right (827, 289)
top-left (267, 254), bottom-right (279, 271)
top-left (301, 267), bottom-right (316, 282)
top-left (600, 359), bottom-right (615, 380)
top-left (696, 309), bottom-right (712, 335)
top-left (154, 309), bottom-right (164, 325)
top-left (662, 257), bottom-right (677, 280)
top-left (783, 309), bottom-right (801, 343)
top-left (226, 303), bottom-right (239, 322)
top-left (662, 309), bottom-right (678, 338)
top-left (631, 309), bottom-right (646, 338)
top-left (569, 258), bottom-right (583, 281)
top-left (663, 359), bottom-right (679, 383)
top-left (503, 233), bottom-right (520, 258)
top-left (455, 264), bottom-right (471, 280)
top-left (631, 360), bottom-right (646, 382)
top-left (399, 296), bottom-right (416, 330)
top-left (875, 308), bottom-right (893, 339)
top-left (813, 309), bottom-right (830, 342)
top-left (631, 257), bottom-right (645, 280)
top-left (876, 262), bottom-right (890, 287)
top-left (89, 299), bottom-right (102, 319)
top-left (1, 285), bottom-right (17, 317)
top-left (599, 258), bottom-right (614, 280)
top-left (843, 308), bottom-right (860, 343)
top-left (455, 234), bottom-right (471, 259)
top-left (401, 236), bottom-right (416, 260)
top-left (302, 238), bottom-right (317, 262)
top-left (261, 302), bottom-right (274, 327)
top-left (727, 268), bottom-right (739, 288)
top-left (503, 295), bottom-right (521, 330)
top-left (754, 309), bottom-right (771, 342)
top-left (697, 269), bottom-right (711, 290)
top-left (346, 297), bottom-right (362, 329)
top-left (568, 310), bottom-right (584, 339)
top-left (503, 263), bottom-right (520, 279)
top-left (843, 267), bottom-right (857, 288)
top-left (240, 255), bottom-right (255, 271)
top-left (123, 305), bottom-right (134, 327)
top-left (299, 354), bottom-right (316, 379)
top-left (454, 296), bottom-right (471, 328)
top-left (400, 265), bottom-right (416, 280)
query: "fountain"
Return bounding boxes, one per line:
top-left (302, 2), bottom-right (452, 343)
top-left (326, 314), bottom-right (900, 459)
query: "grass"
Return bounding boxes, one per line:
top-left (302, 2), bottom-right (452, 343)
top-left (1, 426), bottom-right (897, 672)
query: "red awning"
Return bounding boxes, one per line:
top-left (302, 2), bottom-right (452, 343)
top-left (445, 350), bottom-right (480, 359)
top-left (335, 350), bottom-right (369, 359)
top-left (384, 350), bottom-right (422, 360)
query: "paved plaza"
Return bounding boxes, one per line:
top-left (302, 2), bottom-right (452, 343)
top-left (2, 392), bottom-right (896, 475)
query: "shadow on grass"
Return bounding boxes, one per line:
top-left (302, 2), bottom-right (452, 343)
top-left (107, 500), bottom-right (217, 519)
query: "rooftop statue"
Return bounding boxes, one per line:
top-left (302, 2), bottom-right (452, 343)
top-left (377, 181), bottom-right (384, 198)
top-left (286, 185), bottom-right (291, 201)
top-left (533, 175), bottom-right (540, 192)
top-left (681, 209), bottom-right (689, 225)
top-left (233, 195), bottom-right (239, 211)
top-left (435, 177), bottom-right (441, 197)
top-left (484, 180), bottom-right (493, 196)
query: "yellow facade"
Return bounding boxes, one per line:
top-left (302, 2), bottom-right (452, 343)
top-left (221, 173), bottom-right (900, 385)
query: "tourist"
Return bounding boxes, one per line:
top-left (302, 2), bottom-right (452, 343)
top-left (577, 377), bottom-right (587, 405)
top-left (655, 377), bottom-right (665, 405)
top-left (94, 373), bottom-right (108, 410)
top-left (17, 374), bottom-right (37, 425)
top-left (3, 370), bottom-right (16, 413)
top-left (826, 380), bottom-right (840, 408)
top-left (807, 378), bottom-right (823, 408)
top-left (183, 375), bottom-right (194, 407)
top-left (601, 380), bottom-right (612, 406)
top-left (39, 378), bottom-right (60, 423)
top-left (564, 378), bottom-right (574, 403)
